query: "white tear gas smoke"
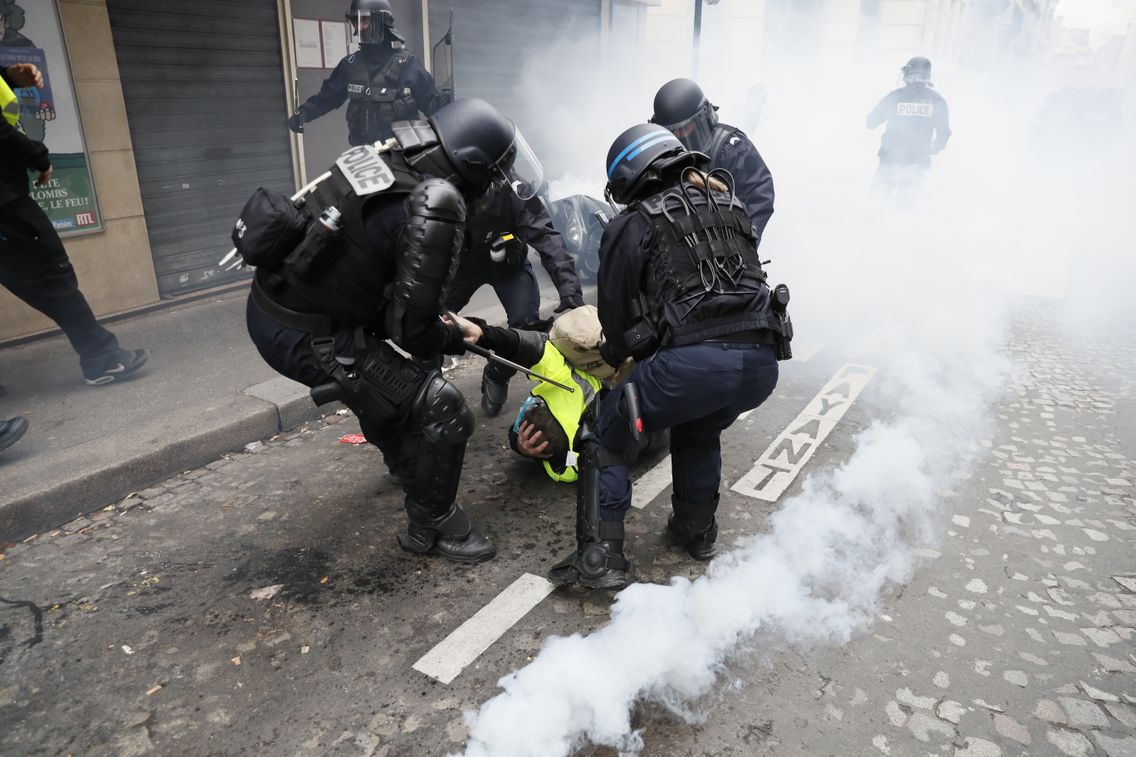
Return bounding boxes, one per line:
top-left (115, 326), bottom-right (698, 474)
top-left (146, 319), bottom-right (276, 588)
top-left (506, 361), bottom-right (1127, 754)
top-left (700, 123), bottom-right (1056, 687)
top-left (460, 7), bottom-right (1133, 755)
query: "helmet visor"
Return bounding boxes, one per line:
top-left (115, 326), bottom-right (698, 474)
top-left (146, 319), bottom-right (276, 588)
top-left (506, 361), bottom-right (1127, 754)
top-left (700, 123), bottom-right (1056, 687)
top-left (348, 10), bottom-right (393, 44)
top-left (494, 128), bottom-right (544, 201)
top-left (659, 110), bottom-right (714, 153)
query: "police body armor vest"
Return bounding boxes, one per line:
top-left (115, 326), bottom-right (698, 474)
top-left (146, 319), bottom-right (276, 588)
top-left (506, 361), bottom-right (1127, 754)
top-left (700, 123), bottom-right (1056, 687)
top-left (345, 46), bottom-right (418, 145)
top-left (635, 180), bottom-right (780, 347)
top-left (274, 146), bottom-right (426, 326)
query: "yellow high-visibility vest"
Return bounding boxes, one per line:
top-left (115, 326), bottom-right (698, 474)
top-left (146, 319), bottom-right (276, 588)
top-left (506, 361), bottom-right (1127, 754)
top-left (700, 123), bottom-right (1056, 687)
top-left (528, 341), bottom-right (604, 483)
top-left (0, 76), bottom-right (22, 131)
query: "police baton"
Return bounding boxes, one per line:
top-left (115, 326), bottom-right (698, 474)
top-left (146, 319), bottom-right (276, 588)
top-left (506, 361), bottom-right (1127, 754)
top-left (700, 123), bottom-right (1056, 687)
top-left (461, 342), bottom-right (576, 394)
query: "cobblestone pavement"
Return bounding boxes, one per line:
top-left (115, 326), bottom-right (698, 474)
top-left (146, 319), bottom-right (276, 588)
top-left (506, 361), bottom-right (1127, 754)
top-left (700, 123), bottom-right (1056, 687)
top-left (1, 306), bottom-right (1134, 756)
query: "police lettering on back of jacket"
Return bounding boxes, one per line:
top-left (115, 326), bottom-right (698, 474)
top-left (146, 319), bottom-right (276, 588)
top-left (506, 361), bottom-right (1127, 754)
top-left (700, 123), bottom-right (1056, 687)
top-left (547, 124), bottom-right (793, 590)
top-left (287, 0), bottom-right (444, 146)
top-left (237, 98), bottom-right (543, 566)
top-left (866, 56), bottom-right (952, 204)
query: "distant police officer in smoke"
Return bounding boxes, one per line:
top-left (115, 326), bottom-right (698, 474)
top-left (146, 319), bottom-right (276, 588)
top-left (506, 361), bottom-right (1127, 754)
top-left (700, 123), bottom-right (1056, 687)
top-left (651, 78), bottom-right (775, 245)
top-left (866, 56), bottom-right (952, 205)
top-left (241, 98), bottom-right (542, 564)
top-left (287, 0), bottom-right (445, 146)
top-left (547, 124), bottom-right (790, 589)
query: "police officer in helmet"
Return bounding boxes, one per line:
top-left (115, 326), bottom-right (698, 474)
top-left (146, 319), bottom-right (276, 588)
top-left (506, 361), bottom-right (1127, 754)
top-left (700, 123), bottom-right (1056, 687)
top-left (245, 98), bottom-right (542, 564)
top-left (651, 78), bottom-right (775, 244)
top-left (866, 56), bottom-right (951, 204)
top-left (287, 0), bottom-right (444, 146)
top-left (547, 124), bottom-right (785, 589)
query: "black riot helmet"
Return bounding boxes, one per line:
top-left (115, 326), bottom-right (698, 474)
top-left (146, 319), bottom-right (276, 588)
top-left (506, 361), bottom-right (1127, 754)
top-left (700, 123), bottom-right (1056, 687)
top-left (902, 56), bottom-right (932, 84)
top-left (346, 0), bottom-right (396, 45)
top-left (605, 123), bottom-right (704, 205)
top-left (430, 98), bottom-right (544, 200)
top-left (650, 78), bottom-right (720, 153)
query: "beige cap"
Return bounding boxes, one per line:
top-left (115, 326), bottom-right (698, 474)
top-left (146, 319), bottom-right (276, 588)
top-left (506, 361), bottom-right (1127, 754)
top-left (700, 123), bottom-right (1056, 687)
top-left (549, 305), bottom-right (616, 380)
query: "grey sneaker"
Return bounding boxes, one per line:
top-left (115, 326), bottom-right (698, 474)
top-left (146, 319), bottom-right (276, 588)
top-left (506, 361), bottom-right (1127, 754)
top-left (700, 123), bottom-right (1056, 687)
top-left (0, 416), bottom-right (28, 454)
top-left (85, 349), bottom-right (150, 386)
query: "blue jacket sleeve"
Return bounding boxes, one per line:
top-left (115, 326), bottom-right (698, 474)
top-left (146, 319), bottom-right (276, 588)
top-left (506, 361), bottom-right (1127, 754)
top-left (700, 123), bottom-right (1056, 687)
top-left (866, 91), bottom-right (896, 129)
top-left (298, 58), bottom-right (350, 120)
top-left (933, 94), bottom-right (952, 152)
top-left (403, 54), bottom-right (442, 116)
top-left (720, 136), bottom-right (775, 241)
top-left (596, 212), bottom-right (649, 366)
top-left (517, 194), bottom-right (583, 301)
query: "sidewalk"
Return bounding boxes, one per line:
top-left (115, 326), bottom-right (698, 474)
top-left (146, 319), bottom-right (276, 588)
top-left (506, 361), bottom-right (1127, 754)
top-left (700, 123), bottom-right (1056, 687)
top-left (0, 280), bottom-right (551, 542)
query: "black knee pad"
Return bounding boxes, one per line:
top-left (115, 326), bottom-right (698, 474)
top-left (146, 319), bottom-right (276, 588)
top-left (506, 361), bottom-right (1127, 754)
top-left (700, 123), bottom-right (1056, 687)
top-left (411, 371), bottom-right (474, 445)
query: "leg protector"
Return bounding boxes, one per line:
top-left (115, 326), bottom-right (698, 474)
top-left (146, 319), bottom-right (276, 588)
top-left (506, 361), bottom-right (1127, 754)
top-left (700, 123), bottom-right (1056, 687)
top-left (398, 371), bottom-right (496, 563)
top-left (399, 500), bottom-right (496, 564)
top-left (406, 371), bottom-right (474, 511)
top-left (548, 406), bottom-right (631, 589)
top-left (668, 495), bottom-right (720, 561)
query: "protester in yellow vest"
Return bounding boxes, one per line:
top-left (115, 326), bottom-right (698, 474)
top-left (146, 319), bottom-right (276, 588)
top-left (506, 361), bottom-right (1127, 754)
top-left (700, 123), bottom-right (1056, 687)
top-left (445, 306), bottom-right (665, 482)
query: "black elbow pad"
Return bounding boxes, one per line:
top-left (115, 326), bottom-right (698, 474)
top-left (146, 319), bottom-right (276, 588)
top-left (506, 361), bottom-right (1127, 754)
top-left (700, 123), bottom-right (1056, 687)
top-left (390, 178), bottom-right (466, 324)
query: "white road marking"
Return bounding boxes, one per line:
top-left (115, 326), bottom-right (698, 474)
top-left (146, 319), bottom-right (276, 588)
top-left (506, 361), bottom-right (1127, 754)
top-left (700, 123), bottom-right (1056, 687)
top-left (412, 573), bottom-right (555, 684)
top-left (631, 455), bottom-right (672, 509)
top-left (733, 363), bottom-right (876, 503)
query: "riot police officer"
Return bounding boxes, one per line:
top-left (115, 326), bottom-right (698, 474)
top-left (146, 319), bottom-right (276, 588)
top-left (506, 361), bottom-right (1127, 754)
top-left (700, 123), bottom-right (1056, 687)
top-left (651, 78), bottom-right (775, 244)
top-left (287, 0), bottom-right (443, 146)
top-left (866, 56), bottom-right (951, 204)
top-left (243, 98), bottom-right (543, 563)
top-left (447, 185), bottom-right (584, 416)
top-left (548, 124), bottom-right (786, 589)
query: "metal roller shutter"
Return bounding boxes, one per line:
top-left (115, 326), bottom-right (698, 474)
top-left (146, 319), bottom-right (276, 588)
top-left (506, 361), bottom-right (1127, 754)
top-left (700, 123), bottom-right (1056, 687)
top-left (106, 0), bottom-right (294, 296)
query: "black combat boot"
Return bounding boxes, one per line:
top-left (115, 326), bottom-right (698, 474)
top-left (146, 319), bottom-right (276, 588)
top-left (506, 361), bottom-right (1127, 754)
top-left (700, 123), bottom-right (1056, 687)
top-left (668, 496), bottom-right (719, 561)
top-left (399, 501), bottom-right (496, 564)
top-left (480, 364), bottom-right (509, 417)
top-left (549, 525), bottom-right (632, 590)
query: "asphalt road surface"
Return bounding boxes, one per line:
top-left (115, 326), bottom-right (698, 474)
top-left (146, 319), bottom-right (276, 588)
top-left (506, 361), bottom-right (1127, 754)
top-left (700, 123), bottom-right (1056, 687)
top-left (2, 303), bottom-right (1134, 757)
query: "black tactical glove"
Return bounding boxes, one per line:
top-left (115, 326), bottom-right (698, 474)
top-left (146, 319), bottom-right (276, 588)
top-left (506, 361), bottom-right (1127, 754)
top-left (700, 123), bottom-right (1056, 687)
top-left (287, 109), bottom-right (307, 134)
top-left (554, 294), bottom-right (585, 313)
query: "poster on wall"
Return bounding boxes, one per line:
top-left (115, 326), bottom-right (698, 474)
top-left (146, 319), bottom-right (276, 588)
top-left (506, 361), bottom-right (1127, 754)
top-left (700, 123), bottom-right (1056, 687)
top-left (0, 0), bottom-right (102, 236)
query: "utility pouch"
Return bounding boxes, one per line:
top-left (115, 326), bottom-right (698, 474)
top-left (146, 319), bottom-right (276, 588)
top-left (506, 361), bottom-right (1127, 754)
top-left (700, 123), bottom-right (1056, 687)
top-left (770, 283), bottom-right (794, 362)
top-left (623, 319), bottom-right (659, 362)
top-left (231, 188), bottom-right (307, 270)
top-left (311, 340), bottom-right (422, 424)
top-left (282, 218), bottom-right (342, 281)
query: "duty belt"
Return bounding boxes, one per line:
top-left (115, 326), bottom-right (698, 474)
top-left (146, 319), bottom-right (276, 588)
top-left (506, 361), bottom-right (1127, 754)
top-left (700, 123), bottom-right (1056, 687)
top-left (251, 276), bottom-right (336, 338)
top-left (705, 329), bottom-right (778, 345)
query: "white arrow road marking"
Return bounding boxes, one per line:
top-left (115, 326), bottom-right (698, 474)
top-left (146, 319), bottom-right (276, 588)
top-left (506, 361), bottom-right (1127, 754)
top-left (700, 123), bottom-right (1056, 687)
top-left (733, 363), bottom-right (876, 503)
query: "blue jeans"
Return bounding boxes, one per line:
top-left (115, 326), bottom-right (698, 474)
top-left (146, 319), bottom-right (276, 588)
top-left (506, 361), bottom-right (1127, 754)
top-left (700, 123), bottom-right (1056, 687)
top-left (596, 342), bottom-right (779, 519)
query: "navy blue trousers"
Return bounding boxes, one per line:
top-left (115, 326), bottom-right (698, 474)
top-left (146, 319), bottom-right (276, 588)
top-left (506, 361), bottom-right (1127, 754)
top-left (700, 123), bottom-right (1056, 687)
top-left (596, 342), bottom-right (779, 520)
